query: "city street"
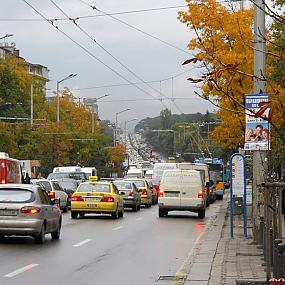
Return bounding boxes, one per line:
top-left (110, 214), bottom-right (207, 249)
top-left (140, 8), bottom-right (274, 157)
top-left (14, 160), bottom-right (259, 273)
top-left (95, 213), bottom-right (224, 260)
top-left (0, 202), bottom-right (222, 285)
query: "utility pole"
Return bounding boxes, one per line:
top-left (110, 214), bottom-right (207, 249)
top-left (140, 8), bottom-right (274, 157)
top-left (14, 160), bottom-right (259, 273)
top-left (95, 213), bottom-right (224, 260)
top-left (252, 0), bottom-right (267, 243)
top-left (30, 84), bottom-right (33, 129)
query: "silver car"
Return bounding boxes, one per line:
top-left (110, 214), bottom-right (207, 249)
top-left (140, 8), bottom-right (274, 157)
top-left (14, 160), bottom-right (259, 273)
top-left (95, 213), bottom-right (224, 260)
top-left (31, 179), bottom-right (69, 212)
top-left (0, 184), bottom-right (62, 244)
top-left (113, 180), bottom-right (141, 212)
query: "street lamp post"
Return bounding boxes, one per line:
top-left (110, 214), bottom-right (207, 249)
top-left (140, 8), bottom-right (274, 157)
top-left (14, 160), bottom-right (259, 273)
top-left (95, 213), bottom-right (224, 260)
top-left (124, 118), bottom-right (138, 146)
top-left (114, 108), bottom-right (130, 146)
top-left (83, 94), bottom-right (109, 134)
top-left (56, 73), bottom-right (77, 124)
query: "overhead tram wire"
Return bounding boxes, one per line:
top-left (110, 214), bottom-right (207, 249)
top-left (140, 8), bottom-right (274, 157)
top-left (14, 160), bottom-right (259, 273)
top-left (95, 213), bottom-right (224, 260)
top-left (22, 0), bottom-right (167, 108)
top-left (78, 0), bottom-right (192, 56)
top-left (49, 0), bottom-right (181, 112)
top-left (46, 67), bottom-right (195, 93)
top-left (75, 0), bottom-right (184, 113)
top-left (0, 5), bottom-right (188, 22)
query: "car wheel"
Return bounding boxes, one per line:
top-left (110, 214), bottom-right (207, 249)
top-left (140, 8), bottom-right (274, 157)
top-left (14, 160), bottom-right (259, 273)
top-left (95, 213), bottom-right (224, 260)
top-left (149, 201), bottom-right (152, 208)
top-left (111, 207), bottom-right (119, 219)
top-left (137, 204), bottom-right (141, 211)
top-left (118, 208), bottom-right (124, 218)
top-left (51, 219), bottom-right (61, 240)
top-left (71, 211), bottom-right (78, 219)
top-left (79, 213), bottom-right (85, 218)
top-left (35, 224), bottom-right (46, 244)
top-left (198, 209), bottom-right (206, 219)
top-left (63, 203), bottom-right (68, 213)
top-left (132, 205), bottom-right (137, 212)
top-left (145, 203), bottom-right (149, 208)
top-left (159, 208), bottom-right (166, 217)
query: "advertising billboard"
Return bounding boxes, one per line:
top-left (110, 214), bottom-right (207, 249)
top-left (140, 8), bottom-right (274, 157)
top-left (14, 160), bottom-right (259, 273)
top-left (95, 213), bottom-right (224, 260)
top-left (244, 93), bottom-right (270, 151)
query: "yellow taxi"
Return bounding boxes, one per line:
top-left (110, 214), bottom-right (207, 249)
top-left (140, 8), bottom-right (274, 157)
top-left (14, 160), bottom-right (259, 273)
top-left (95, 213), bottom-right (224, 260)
top-left (124, 179), bottom-right (152, 208)
top-left (71, 181), bottom-right (124, 219)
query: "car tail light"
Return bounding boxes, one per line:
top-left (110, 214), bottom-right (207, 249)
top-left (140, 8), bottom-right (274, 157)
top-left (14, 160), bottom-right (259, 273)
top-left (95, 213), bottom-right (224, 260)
top-left (71, 196), bottom-right (84, 201)
top-left (128, 191), bottom-right (134, 197)
top-left (101, 196), bottom-right (114, 202)
top-left (159, 190), bottom-right (164, 197)
top-left (142, 189), bottom-right (147, 195)
top-left (198, 190), bottom-right (204, 198)
top-left (49, 191), bottom-right (55, 200)
top-left (21, 206), bottom-right (41, 214)
top-left (209, 189), bottom-right (213, 193)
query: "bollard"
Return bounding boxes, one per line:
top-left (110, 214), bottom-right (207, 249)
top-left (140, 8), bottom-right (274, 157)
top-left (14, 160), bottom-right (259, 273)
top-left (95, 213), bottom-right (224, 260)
top-left (277, 243), bottom-right (285, 278)
top-left (273, 239), bottom-right (282, 277)
top-left (258, 216), bottom-right (264, 247)
top-left (270, 228), bottom-right (274, 268)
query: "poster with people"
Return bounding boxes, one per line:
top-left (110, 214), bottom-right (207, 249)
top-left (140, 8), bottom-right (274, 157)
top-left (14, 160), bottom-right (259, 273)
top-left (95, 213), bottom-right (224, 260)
top-left (244, 93), bottom-right (270, 150)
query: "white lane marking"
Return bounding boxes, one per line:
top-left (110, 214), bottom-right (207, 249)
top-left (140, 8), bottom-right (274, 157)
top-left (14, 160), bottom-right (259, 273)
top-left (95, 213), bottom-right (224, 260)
top-left (72, 238), bottom-right (92, 248)
top-left (136, 217), bottom-right (143, 221)
top-left (112, 226), bottom-right (123, 231)
top-left (4, 264), bottom-right (39, 278)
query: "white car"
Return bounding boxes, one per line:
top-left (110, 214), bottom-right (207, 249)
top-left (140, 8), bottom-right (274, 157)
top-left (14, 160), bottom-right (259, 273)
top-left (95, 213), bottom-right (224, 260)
top-left (31, 179), bottom-right (69, 212)
top-left (158, 169), bottom-right (206, 218)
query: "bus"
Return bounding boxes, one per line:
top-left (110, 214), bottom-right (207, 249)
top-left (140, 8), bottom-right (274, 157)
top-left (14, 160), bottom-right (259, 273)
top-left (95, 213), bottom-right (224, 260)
top-left (0, 153), bottom-right (22, 184)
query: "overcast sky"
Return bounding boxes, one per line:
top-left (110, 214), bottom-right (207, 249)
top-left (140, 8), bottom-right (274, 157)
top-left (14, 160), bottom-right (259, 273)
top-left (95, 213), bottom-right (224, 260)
top-left (0, 0), bottom-right (214, 129)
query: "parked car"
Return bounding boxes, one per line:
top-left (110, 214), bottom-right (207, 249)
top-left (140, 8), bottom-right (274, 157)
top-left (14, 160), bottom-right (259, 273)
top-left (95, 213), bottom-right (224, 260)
top-left (124, 178), bottom-right (152, 208)
top-left (158, 170), bottom-right (207, 218)
top-left (55, 178), bottom-right (79, 207)
top-left (0, 184), bottom-right (62, 243)
top-left (71, 181), bottom-right (124, 219)
top-left (31, 179), bottom-right (69, 212)
top-left (113, 180), bottom-right (141, 212)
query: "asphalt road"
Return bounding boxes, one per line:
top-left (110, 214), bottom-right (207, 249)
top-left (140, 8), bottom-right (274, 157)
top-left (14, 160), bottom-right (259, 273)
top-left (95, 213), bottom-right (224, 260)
top-left (0, 202), bottom-right (222, 285)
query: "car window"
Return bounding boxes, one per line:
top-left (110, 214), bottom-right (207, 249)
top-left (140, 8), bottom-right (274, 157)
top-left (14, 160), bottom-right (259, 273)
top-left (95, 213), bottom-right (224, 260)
top-left (36, 181), bottom-right (52, 193)
top-left (69, 173), bottom-right (86, 180)
top-left (0, 189), bottom-right (34, 203)
top-left (52, 181), bottom-right (62, 191)
top-left (77, 183), bottom-right (111, 193)
top-left (38, 188), bottom-right (51, 205)
top-left (113, 185), bottom-right (119, 194)
top-left (128, 180), bottom-right (145, 188)
top-left (113, 182), bottom-right (132, 190)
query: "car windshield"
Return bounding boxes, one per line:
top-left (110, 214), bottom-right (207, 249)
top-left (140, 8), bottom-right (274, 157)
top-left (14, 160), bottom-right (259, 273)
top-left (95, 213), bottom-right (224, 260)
top-left (36, 181), bottom-right (52, 193)
top-left (77, 183), bottom-right (111, 193)
top-left (0, 189), bottom-right (34, 203)
top-left (58, 181), bottom-right (77, 190)
top-left (127, 180), bottom-right (145, 188)
top-left (48, 172), bottom-right (86, 180)
top-left (113, 182), bottom-right (132, 190)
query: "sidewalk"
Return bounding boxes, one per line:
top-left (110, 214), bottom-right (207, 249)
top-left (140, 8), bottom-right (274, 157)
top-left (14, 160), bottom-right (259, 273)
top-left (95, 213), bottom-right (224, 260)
top-left (184, 196), bottom-right (267, 285)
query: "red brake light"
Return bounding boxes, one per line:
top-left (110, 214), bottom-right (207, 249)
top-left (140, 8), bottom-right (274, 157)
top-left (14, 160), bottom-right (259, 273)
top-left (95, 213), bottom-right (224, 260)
top-left (71, 195), bottom-right (84, 201)
top-left (198, 190), bottom-right (204, 198)
top-left (142, 189), bottom-right (148, 195)
top-left (49, 191), bottom-right (55, 200)
top-left (128, 191), bottom-right (134, 197)
top-left (159, 190), bottom-right (164, 197)
top-left (209, 189), bottom-right (213, 193)
top-left (101, 196), bottom-right (114, 202)
top-left (21, 206), bottom-right (41, 214)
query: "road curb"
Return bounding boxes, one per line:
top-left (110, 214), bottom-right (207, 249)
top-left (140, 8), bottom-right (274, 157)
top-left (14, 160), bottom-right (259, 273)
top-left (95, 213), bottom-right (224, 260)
top-left (170, 195), bottom-right (229, 285)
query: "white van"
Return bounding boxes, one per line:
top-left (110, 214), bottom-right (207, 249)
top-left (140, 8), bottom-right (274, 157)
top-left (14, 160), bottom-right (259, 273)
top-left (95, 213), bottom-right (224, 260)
top-left (53, 166), bottom-right (82, 173)
top-left (158, 169), bottom-right (206, 218)
top-left (81, 167), bottom-right (97, 179)
top-left (125, 168), bottom-right (143, 179)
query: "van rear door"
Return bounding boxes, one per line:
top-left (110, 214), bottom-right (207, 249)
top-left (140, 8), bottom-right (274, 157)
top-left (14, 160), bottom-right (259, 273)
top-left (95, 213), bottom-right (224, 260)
top-left (180, 171), bottom-right (203, 207)
top-left (160, 171), bottom-right (182, 207)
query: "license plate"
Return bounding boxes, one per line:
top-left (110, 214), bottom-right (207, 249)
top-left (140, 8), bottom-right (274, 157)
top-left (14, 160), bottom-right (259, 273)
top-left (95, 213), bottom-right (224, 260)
top-left (165, 192), bottom-right (179, 197)
top-left (0, 209), bottom-right (18, 216)
top-left (86, 204), bottom-right (98, 208)
top-left (85, 197), bottom-right (99, 202)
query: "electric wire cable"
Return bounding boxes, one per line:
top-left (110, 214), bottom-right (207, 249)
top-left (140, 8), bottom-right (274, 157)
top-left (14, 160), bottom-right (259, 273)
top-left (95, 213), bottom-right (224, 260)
top-left (49, 0), bottom-right (182, 112)
top-left (22, 0), bottom-right (168, 108)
